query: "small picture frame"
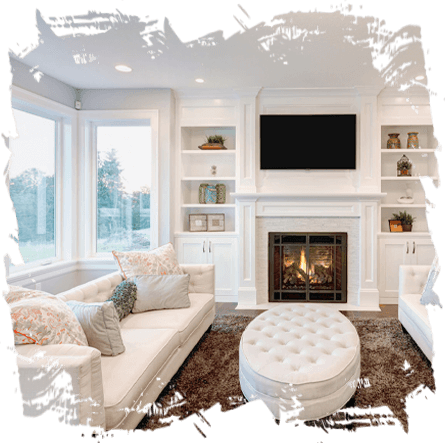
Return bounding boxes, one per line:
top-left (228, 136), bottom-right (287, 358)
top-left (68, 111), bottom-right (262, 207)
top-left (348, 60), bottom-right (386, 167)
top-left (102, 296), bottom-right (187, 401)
top-left (389, 220), bottom-right (403, 232)
top-left (207, 213), bottom-right (225, 232)
top-left (189, 214), bottom-right (207, 232)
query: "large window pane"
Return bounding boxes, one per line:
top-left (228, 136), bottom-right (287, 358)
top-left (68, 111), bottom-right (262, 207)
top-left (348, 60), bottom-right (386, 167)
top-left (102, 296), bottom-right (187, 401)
top-left (96, 125), bottom-right (151, 252)
top-left (9, 108), bottom-right (56, 264)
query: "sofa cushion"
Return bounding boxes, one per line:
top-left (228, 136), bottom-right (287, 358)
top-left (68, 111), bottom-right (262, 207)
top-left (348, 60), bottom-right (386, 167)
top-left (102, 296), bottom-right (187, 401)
top-left (66, 301), bottom-right (125, 356)
top-left (100, 328), bottom-right (180, 430)
top-left (420, 257), bottom-right (441, 306)
top-left (112, 243), bottom-right (183, 280)
top-left (11, 295), bottom-right (88, 346)
top-left (132, 274), bottom-right (191, 313)
top-left (120, 292), bottom-right (214, 344)
top-left (107, 280), bottom-right (138, 321)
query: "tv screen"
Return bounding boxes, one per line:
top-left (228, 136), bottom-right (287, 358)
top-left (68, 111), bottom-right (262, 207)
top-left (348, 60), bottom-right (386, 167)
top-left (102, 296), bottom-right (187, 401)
top-left (260, 114), bottom-right (356, 170)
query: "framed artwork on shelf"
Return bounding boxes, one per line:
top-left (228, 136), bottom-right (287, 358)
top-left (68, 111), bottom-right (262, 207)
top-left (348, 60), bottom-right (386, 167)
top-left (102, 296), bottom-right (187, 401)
top-left (207, 214), bottom-right (225, 232)
top-left (189, 214), bottom-right (207, 232)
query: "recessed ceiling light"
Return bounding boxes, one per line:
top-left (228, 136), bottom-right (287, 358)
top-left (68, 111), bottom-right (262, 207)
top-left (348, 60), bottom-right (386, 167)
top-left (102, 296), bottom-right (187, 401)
top-left (415, 75), bottom-right (425, 80)
top-left (115, 64), bottom-right (132, 73)
top-left (195, 78), bottom-right (204, 83)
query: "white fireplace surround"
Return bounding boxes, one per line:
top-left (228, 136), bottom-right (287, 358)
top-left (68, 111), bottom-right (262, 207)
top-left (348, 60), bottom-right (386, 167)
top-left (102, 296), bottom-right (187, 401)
top-left (235, 193), bottom-right (384, 310)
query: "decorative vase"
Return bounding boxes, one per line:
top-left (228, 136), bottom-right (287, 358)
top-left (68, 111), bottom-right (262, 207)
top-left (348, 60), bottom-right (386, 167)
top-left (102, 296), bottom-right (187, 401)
top-left (387, 133), bottom-right (401, 149)
top-left (216, 184), bottom-right (226, 204)
top-left (199, 183), bottom-right (209, 204)
top-left (407, 132), bottom-right (419, 149)
top-left (402, 224), bottom-right (413, 232)
top-left (204, 185), bottom-right (217, 204)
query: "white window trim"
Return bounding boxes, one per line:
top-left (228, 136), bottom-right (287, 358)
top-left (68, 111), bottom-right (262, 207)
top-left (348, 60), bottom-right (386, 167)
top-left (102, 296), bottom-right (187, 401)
top-left (7, 86), bottom-right (77, 275)
top-left (78, 109), bottom-right (159, 259)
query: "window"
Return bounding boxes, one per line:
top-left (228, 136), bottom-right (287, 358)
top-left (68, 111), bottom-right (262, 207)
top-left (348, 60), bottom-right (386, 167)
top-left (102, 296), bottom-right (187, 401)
top-left (8, 108), bottom-right (57, 265)
top-left (95, 123), bottom-right (152, 253)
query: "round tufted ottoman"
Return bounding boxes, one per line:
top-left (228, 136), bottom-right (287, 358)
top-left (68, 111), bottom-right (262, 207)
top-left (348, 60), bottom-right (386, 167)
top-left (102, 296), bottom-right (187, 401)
top-left (239, 304), bottom-right (360, 421)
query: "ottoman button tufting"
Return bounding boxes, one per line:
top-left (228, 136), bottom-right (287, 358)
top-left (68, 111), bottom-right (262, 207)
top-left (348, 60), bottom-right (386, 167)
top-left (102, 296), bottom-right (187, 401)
top-left (239, 304), bottom-right (360, 422)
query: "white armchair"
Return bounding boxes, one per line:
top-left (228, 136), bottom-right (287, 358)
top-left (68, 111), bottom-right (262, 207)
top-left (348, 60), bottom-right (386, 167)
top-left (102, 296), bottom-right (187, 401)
top-left (398, 265), bottom-right (433, 361)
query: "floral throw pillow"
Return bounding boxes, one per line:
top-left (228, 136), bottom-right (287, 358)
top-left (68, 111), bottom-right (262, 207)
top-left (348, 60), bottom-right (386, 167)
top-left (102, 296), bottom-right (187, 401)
top-left (112, 243), bottom-right (183, 280)
top-left (4, 285), bottom-right (52, 304)
top-left (10, 295), bottom-right (88, 346)
top-left (107, 280), bottom-right (138, 321)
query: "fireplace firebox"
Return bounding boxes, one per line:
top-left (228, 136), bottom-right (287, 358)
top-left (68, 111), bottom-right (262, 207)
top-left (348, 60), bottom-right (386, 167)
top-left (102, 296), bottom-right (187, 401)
top-left (269, 232), bottom-right (347, 303)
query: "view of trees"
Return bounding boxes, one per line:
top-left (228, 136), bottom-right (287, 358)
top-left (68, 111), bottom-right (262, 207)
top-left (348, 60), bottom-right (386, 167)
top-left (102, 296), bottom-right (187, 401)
top-left (9, 147), bottom-right (150, 261)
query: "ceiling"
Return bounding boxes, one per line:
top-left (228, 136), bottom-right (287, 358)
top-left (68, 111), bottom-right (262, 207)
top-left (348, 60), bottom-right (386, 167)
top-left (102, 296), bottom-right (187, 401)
top-left (9, 8), bottom-right (427, 91)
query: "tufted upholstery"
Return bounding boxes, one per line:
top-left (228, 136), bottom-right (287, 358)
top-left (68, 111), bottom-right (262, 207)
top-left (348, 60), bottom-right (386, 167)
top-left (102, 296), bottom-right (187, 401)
top-left (239, 304), bottom-right (360, 421)
top-left (399, 265), bottom-right (433, 361)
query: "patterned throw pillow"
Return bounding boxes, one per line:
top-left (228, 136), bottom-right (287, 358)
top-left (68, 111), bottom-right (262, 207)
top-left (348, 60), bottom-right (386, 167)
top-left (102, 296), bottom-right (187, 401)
top-left (112, 243), bottom-right (183, 280)
top-left (107, 280), bottom-right (138, 321)
top-left (10, 295), bottom-right (88, 346)
top-left (4, 285), bottom-right (52, 304)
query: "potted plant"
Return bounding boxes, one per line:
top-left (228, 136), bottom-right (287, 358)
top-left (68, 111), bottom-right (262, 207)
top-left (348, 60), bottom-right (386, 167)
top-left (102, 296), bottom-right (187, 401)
top-left (199, 135), bottom-right (227, 150)
top-left (392, 211), bottom-right (416, 232)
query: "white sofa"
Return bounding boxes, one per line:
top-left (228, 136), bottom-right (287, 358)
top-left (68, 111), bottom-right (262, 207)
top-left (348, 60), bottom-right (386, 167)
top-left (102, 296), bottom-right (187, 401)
top-left (398, 265), bottom-right (433, 361)
top-left (15, 264), bottom-right (215, 430)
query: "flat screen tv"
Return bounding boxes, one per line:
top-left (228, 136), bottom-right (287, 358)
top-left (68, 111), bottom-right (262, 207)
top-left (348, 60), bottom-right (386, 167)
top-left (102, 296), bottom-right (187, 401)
top-left (260, 114), bottom-right (356, 170)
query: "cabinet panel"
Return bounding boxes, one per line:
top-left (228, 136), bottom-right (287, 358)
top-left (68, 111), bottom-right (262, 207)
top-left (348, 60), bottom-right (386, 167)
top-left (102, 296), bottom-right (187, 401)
top-left (176, 236), bottom-right (238, 297)
top-left (411, 240), bottom-right (435, 265)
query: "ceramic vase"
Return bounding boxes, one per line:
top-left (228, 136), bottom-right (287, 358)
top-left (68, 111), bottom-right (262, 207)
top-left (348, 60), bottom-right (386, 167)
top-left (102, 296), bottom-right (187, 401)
top-left (407, 132), bottom-right (419, 149)
top-left (387, 133), bottom-right (401, 149)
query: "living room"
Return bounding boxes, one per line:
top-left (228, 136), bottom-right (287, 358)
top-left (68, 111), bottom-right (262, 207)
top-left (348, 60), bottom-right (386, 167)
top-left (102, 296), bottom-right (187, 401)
top-left (1, 2), bottom-right (444, 440)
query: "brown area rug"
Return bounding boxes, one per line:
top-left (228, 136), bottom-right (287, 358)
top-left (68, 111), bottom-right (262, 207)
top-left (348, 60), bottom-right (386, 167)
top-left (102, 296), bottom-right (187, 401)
top-left (136, 313), bottom-right (435, 433)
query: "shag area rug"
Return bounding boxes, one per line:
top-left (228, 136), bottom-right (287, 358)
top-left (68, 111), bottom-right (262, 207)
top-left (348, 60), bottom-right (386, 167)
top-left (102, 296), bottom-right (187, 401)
top-left (136, 313), bottom-right (435, 433)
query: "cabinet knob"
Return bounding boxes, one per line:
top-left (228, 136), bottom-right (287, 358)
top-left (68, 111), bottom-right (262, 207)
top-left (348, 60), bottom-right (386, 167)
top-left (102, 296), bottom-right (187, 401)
top-left (413, 241), bottom-right (416, 254)
top-left (406, 242), bottom-right (409, 254)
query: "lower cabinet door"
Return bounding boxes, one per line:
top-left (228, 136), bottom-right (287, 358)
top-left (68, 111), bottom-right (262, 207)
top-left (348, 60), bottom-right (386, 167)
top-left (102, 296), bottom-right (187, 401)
top-left (175, 238), bottom-right (206, 265)
top-left (411, 239), bottom-right (435, 265)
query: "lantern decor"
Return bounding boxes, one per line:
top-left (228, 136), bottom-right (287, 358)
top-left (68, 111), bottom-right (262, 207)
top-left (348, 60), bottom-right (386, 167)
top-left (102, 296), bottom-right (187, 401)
top-left (387, 133), bottom-right (401, 149)
top-left (407, 132), bottom-right (419, 149)
top-left (397, 155), bottom-right (412, 177)
top-left (216, 184), bottom-right (226, 203)
top-left (204, 185), bottom-right (217, 204)
top-left (199, 183), bottom-right (209, 204)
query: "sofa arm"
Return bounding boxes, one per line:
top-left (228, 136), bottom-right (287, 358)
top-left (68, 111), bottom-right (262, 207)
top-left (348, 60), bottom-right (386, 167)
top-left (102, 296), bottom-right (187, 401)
top-left (399, 265), bottom-right (431, 297)
top-left (16, 344), bottom-right (105, 428)
top-left (180, 264), bottom-right (215, 295)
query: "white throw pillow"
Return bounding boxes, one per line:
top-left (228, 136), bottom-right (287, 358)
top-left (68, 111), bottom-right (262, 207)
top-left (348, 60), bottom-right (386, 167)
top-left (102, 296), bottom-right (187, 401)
top-left (67, 300), bottom-right (125, 356)
top-left (420, 257), bottom-right (442, 307)
top-left (132, 274), bottom-right (191, 312)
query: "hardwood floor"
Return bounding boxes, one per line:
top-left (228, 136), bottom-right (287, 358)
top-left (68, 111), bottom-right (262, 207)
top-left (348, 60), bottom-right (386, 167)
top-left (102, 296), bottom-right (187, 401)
top-left (215, 302), bottom-right (398, 319)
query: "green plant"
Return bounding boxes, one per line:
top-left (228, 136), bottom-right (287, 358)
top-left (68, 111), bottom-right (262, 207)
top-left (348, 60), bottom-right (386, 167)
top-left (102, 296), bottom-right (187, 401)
top-left (205, 135), bottom-right (227, 145)
top-left (392, 211), bottom-right (416, 225)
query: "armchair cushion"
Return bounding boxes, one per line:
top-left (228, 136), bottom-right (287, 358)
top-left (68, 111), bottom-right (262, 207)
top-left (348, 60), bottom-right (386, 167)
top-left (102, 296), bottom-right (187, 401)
top-left (66, 300), bottom-right (125, 356)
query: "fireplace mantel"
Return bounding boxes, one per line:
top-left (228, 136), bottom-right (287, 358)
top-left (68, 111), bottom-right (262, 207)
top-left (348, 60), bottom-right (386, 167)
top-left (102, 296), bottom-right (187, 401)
top-left (234, 191), bottom-right (383, 311)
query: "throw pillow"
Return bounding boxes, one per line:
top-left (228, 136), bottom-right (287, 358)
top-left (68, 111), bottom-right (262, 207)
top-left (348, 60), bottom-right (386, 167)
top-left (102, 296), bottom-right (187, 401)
top-left (5, 285), bottom-right (53, 304)
top-left (112, 242), bottom-right (183, 280)
top-left (107, 280), bottom-right (138, 321)
top-left (132, 274), bottom-right (191, 313)
top-left (10, 296), bottom-right (88, 346)
top-left (420, 257), bottom-right (442, 307)
top-left (66, 300), bottom-right (125, 356)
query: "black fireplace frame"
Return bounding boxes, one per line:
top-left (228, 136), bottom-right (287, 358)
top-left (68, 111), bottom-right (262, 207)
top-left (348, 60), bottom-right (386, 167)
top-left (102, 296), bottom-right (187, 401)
top-left (268, 232), bottom-right (348, 303)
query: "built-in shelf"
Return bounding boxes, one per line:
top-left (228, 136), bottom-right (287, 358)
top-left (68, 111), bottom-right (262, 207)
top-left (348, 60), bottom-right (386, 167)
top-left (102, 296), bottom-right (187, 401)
top-left (182, 176), bottom-right (236, 181)
top-left (381, 204), bottom-right (426, 208)
top-left (381, 176), bottom-right (439, 181)
top-left (182, 204), bottom-right (236, 208)
top-left (378, 231), bottom-right (433, 237)
top-left (381, 149), bottom-right (436, 153)
top-left (181, 150), bottom-right (236, 155)
top-left (175, 231), bottom-right (238, 237)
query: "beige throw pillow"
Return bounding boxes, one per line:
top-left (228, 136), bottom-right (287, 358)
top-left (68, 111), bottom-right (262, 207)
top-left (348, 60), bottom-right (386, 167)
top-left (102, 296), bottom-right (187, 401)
top-left (66, 301), bottom-right (125, 356)
top-left (132, 274), bottom-right (191, 312)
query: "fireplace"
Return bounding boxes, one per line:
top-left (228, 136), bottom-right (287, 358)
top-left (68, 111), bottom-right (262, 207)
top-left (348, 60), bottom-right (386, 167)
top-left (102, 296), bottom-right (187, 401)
top-left (268, 232), bottom-right (347, 303)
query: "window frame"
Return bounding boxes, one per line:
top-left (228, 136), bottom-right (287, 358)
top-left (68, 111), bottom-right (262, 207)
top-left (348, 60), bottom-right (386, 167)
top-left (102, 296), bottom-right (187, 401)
top-left (79, 110), bottom-right (159, 259)
top-left (7, 91), bottom-right (73, 274)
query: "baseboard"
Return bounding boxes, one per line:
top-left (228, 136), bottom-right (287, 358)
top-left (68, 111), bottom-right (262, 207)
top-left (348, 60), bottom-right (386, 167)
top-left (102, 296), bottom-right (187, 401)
top-left (379, 296), bottom-right (399, 305)
top-left (215, 295), bottom-right (238, 303)
top-left (237, 287), bottom-right (257, 305)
